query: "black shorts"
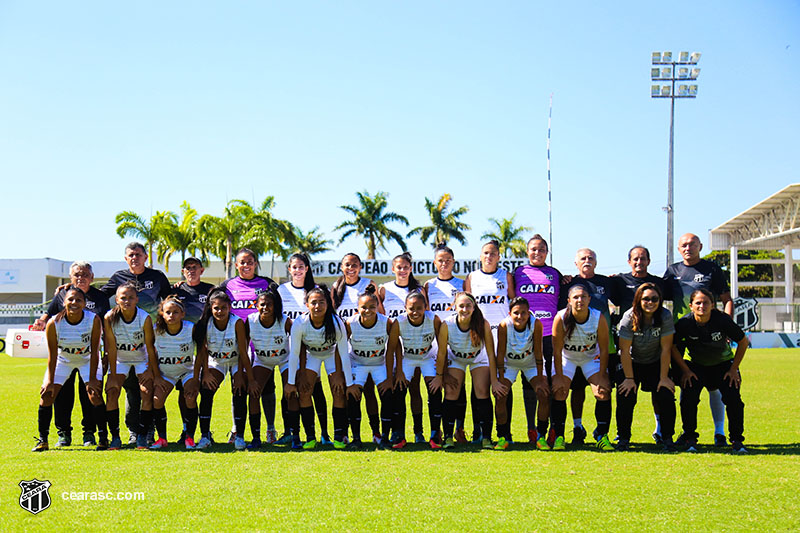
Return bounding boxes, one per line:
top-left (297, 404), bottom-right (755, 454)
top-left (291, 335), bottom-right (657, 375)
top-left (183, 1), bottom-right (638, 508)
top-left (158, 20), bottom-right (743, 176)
top-left (614, 359), bottom-right (661, 393)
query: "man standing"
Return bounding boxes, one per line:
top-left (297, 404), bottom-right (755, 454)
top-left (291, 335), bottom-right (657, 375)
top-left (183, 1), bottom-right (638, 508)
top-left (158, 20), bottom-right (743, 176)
top-left (172, 257), bottom-right (214, 324)
top-left (100, 242), bottom-right (172, 445)
top-left (664, 233), bottom-right (733, 446)
top-left (33, 261), bottom-right (111, 447)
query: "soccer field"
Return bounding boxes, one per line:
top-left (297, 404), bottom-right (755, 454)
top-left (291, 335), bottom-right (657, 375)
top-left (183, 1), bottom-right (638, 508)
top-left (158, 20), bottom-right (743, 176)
top-left (2, 349), bottom-right (799, 531)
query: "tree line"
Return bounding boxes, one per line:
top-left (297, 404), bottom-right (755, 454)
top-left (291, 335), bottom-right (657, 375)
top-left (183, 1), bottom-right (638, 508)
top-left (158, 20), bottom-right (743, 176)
top-left (115, 192), bottom-right (533, 278)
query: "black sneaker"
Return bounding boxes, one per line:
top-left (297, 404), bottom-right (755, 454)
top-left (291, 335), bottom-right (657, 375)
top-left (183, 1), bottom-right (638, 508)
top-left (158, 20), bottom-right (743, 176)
top-left (96, 438), bottom-right (109, 451)
top-left (83, 433), bottom-right (96, 447)
top-left (616, 439), bottom-right (631, 452)
top-left (346, 438), bottom-right (363, 451)
top-left (662, 441), bottom-right (678, 453)
top-left (674, 432), bottom-right (688, 446)
top-left (128, 432), bottom-right (138, 446)
top-left (684, 439), bottom-right (699, 453)
top-left (572, 425), bottom-right (587, 446)
top-left (652, 432), bottom-right (663, 445)
top-left (714, 433), bottom-right (727, 447)
top-left (731, 441), bottom-right (749, 455)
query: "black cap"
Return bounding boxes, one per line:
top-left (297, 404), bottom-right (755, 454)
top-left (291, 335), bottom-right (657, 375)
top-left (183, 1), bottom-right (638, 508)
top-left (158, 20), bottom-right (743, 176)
top-left (183, 257), bottom-right (203, 268)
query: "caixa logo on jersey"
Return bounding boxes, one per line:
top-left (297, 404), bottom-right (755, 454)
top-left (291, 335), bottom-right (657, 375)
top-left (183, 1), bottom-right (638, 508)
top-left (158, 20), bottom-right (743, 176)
top-left (733, 297), bottom-right (759, 331)
top-left (19, 479), bottom-right (51, 515)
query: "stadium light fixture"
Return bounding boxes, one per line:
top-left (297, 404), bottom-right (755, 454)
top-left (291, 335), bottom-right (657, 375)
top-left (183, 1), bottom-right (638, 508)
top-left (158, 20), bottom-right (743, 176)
top-left (650, 50), bottom-right (702, 265)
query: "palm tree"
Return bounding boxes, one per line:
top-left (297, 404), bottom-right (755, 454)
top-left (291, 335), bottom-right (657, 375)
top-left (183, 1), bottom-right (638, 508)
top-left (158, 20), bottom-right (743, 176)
top-left (154, 201), bottom-right (202, 272)
top-left (195, 200), bottom-right (253, 278)
top-left (293, 226), bottom-right (334, 257)
top-left (407, 193), bottom-right (470, 248)
top-left (334, 191), bottom-right (409, 259)
top-left (115, 210), bottom-right (171, 267)
top-left (480, 215), bottom-right (532, 258)
top-left (240, 197), bottom-right (296, 277)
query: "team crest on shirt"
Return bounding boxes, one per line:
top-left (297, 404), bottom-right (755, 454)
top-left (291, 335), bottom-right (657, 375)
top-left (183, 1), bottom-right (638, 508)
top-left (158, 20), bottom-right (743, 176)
top-left (85, 301), bottom-right (96, 310)
top-left (423, 333), bottom-right (435, 344)
top-left (199, 295), bottom-right (207, 303)
top-left (587, 332), bottom-right (597, 342)
top-left (144, 281), bottom-right (154, 290)
top-left (179, 343), bottom-right (191, 353)
top-left (694, 274), bottom-right (707, 283)
top-left (651, 328), bottom-right (661, 337)
top-left (596, 286), bottom-right (605, 295)
top-left (132, 330), bottom-right (144, 342)
top-left (19, 479), bottom-right (51, 515)
top-left (81, 333), bottom-right (91, 344)
top-left (711, 332), bottom-right (722, 342)
top-left (274, 336), bottom-right (285, 344)
top-left (450, 288), bottom-right (458, 297)
top-left (375, 336), bottom-right (386, 345)
top-left (545, 274), bottom-right (553, 280)
top-left (496, 281), bottom-right (505, 290)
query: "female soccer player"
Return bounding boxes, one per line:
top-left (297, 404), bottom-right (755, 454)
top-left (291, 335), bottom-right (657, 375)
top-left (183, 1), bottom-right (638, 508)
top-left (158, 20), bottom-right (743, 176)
top-left (615, 283), bottom-right (676, 451)
top-left (513, 235), bottom-right (562, 443)
top-left (285, 285), bottom-right (352, 450)
top-left (551, 285), bottom-right (613, 451)
top-left (332, 252), bottom-right (382, 443)
top-left (494, 297), bottom-right (548, 450)
top-left (345, 285), bottom-right (395, 450)
top-left (150, 295), bottom-right (199, 450)
top-left (434, 292), bottom-right (506, 449)
top-left (672, 288), bottom-right (749, 454)
top-left (33, 287), bottom-right (108, 451)
top-left (245, 285), bottom-right (294, 449)
top-left (391, 291), bottom-right (444, 449)
top-left (104, 282), bottom-right (158, 450)
top-left (423, 244), bottom-right (466, 443)
top-left (193, 289), bottom-right (257, 450)
top-left (464, 240), bottom-right (515, 442)
top-left (220, 248), bottom-right (277, 444)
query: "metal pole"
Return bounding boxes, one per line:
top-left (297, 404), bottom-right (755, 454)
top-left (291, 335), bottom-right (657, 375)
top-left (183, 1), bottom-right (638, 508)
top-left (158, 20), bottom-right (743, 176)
top-left (547, 93), bottom-right (553, 266)
top-left (666, 73), bottom-right (675, 266)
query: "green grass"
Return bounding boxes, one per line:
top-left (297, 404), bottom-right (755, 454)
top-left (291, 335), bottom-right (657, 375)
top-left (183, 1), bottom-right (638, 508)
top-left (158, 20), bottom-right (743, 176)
top-left (2, 349), bottom-right (799, 531)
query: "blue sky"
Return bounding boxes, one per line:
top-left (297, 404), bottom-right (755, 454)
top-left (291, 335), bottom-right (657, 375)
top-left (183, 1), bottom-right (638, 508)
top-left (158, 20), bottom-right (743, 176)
top-left (1, 1), bottom-right (798, 275)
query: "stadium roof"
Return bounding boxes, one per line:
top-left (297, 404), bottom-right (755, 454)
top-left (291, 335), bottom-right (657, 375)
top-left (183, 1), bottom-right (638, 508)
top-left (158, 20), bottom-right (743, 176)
top-left (710, 183), bottom-right (800, 250)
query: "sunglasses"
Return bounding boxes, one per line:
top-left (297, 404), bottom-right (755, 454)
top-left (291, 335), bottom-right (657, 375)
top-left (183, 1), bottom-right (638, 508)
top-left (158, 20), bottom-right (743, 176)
top-left (641, 296), bottom-right (660, 303)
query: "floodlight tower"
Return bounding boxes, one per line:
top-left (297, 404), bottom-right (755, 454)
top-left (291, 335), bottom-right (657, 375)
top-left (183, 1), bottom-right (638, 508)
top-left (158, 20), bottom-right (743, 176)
top-left (651, 50), bottom-right (701, 266)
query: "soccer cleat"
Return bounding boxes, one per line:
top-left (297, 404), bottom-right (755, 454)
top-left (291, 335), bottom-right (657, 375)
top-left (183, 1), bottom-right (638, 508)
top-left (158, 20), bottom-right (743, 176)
top-left (731, 441), bottom-right (749, 455)
top-left (662, 441), bottom-right (678, 453)
top-left (442, 437), bottom-right (455, 449)
top-left (146, 427), bottom-right (156, 447)
top-left (234, 435), bottom-right (247, 450)
top-left (96, 438), bottom-right (109, 451)
top-left (303, 439), bottom-right (318, 450)
top-left (109, 436), bottom-right (123, 450)
top-left (347, 439), bottom-right (363, 451)
top-left (414, 432), bottom-right (426, 444)
top-left (454, 429), bottom-right (468, 444)
top-left (372, 433), bottom-right (382, 445)
top-left (83, 433), bottom-right (96, 447)
top-left (494, 437), bottom-right (509, 450)
top-left (572, 425), bottom-right (587, 446)
top-left (32, 438), bottom-right (49, 452)
top-left (616, 439), bottom-right (631, 452)
top-left (275, 433), bottom-right (293, 445)
top-left (291, 437), bottom-right (304, 450)
top-left (429, 439), bottom-right (442, 450)
top-left (527, 429), bottom-right (538, 443)
top-left (481, 438), bottom-right (493, 449)
top-left (227, 432), bottom-right (237, 444)
top-left (175, 431), bottom-right (187, 446)
top-left (596, 434), bottom-right (614, 451)
top-left (128, 431), bottom-right (138, 446)
top-left (552, 436), bottom-right (566, 451)
top-left (652, 432), bottom-right (664, 445)
top-left (247, 437), bottom-right (262, 450)
top-left (56, 432), bottom-right (71, 448)
top-left (429, 429), bottom-right (442, 445)
top-left (266, 430), bottom-right (278, 444)
top-left (683, 439), bottom-right (699, 453)
top-left (714, 434), bottom-right (728, 447)
top-left (333, 439), bottom-right (347, 450)
top-left (547, 428), bottom-right (556, 448)
top-left (320, 434), bottom-right (333, 446)
top-left (136, 434), bottom-right (149, 450)
top-left (184, 437), bottom-right (196, 450)
top-left (536, 436), bottom-right (551, 451)
top-left (150, 438), bottom-right (168, 450)
top-left (195, 436), bottom-right (213, 450)
top-left (392, 439), bottom-right (407, 450)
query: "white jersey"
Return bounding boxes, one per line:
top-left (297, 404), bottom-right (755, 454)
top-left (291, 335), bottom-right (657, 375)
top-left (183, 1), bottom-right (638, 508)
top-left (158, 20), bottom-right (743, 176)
top-left (426, 277), bottom-right (463, 319)
top-left (336, 277), bottom-right (371, 320)
top-left (444, 314), bottom-right (484, 361)
top-left (206, 316), bottom-right (241, 363)
top-left (154, 320), bottom-right (195, 380)
top-left (111, 307), bottom-right (149, 364)
top-left (347, 314), bottom-right (389, 366)
top-left (278, 282), bottom-right (308, 321)
top-left (558, 307), bottom-right (601, 364)
top-left (288, 313), bottom-right (349, 385)
top-left (380, 282), bottom-right (409, 319)
top-left (397, 312), bottom-right (436, 361)
top-left (55, 311), bottom-right (96, 365)
top-left (248, 312), bottom-right (289, 365)
top-left (501, 314), bottom-right (537, 368)
top-left (469, 269), bottom-right (510, 334)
